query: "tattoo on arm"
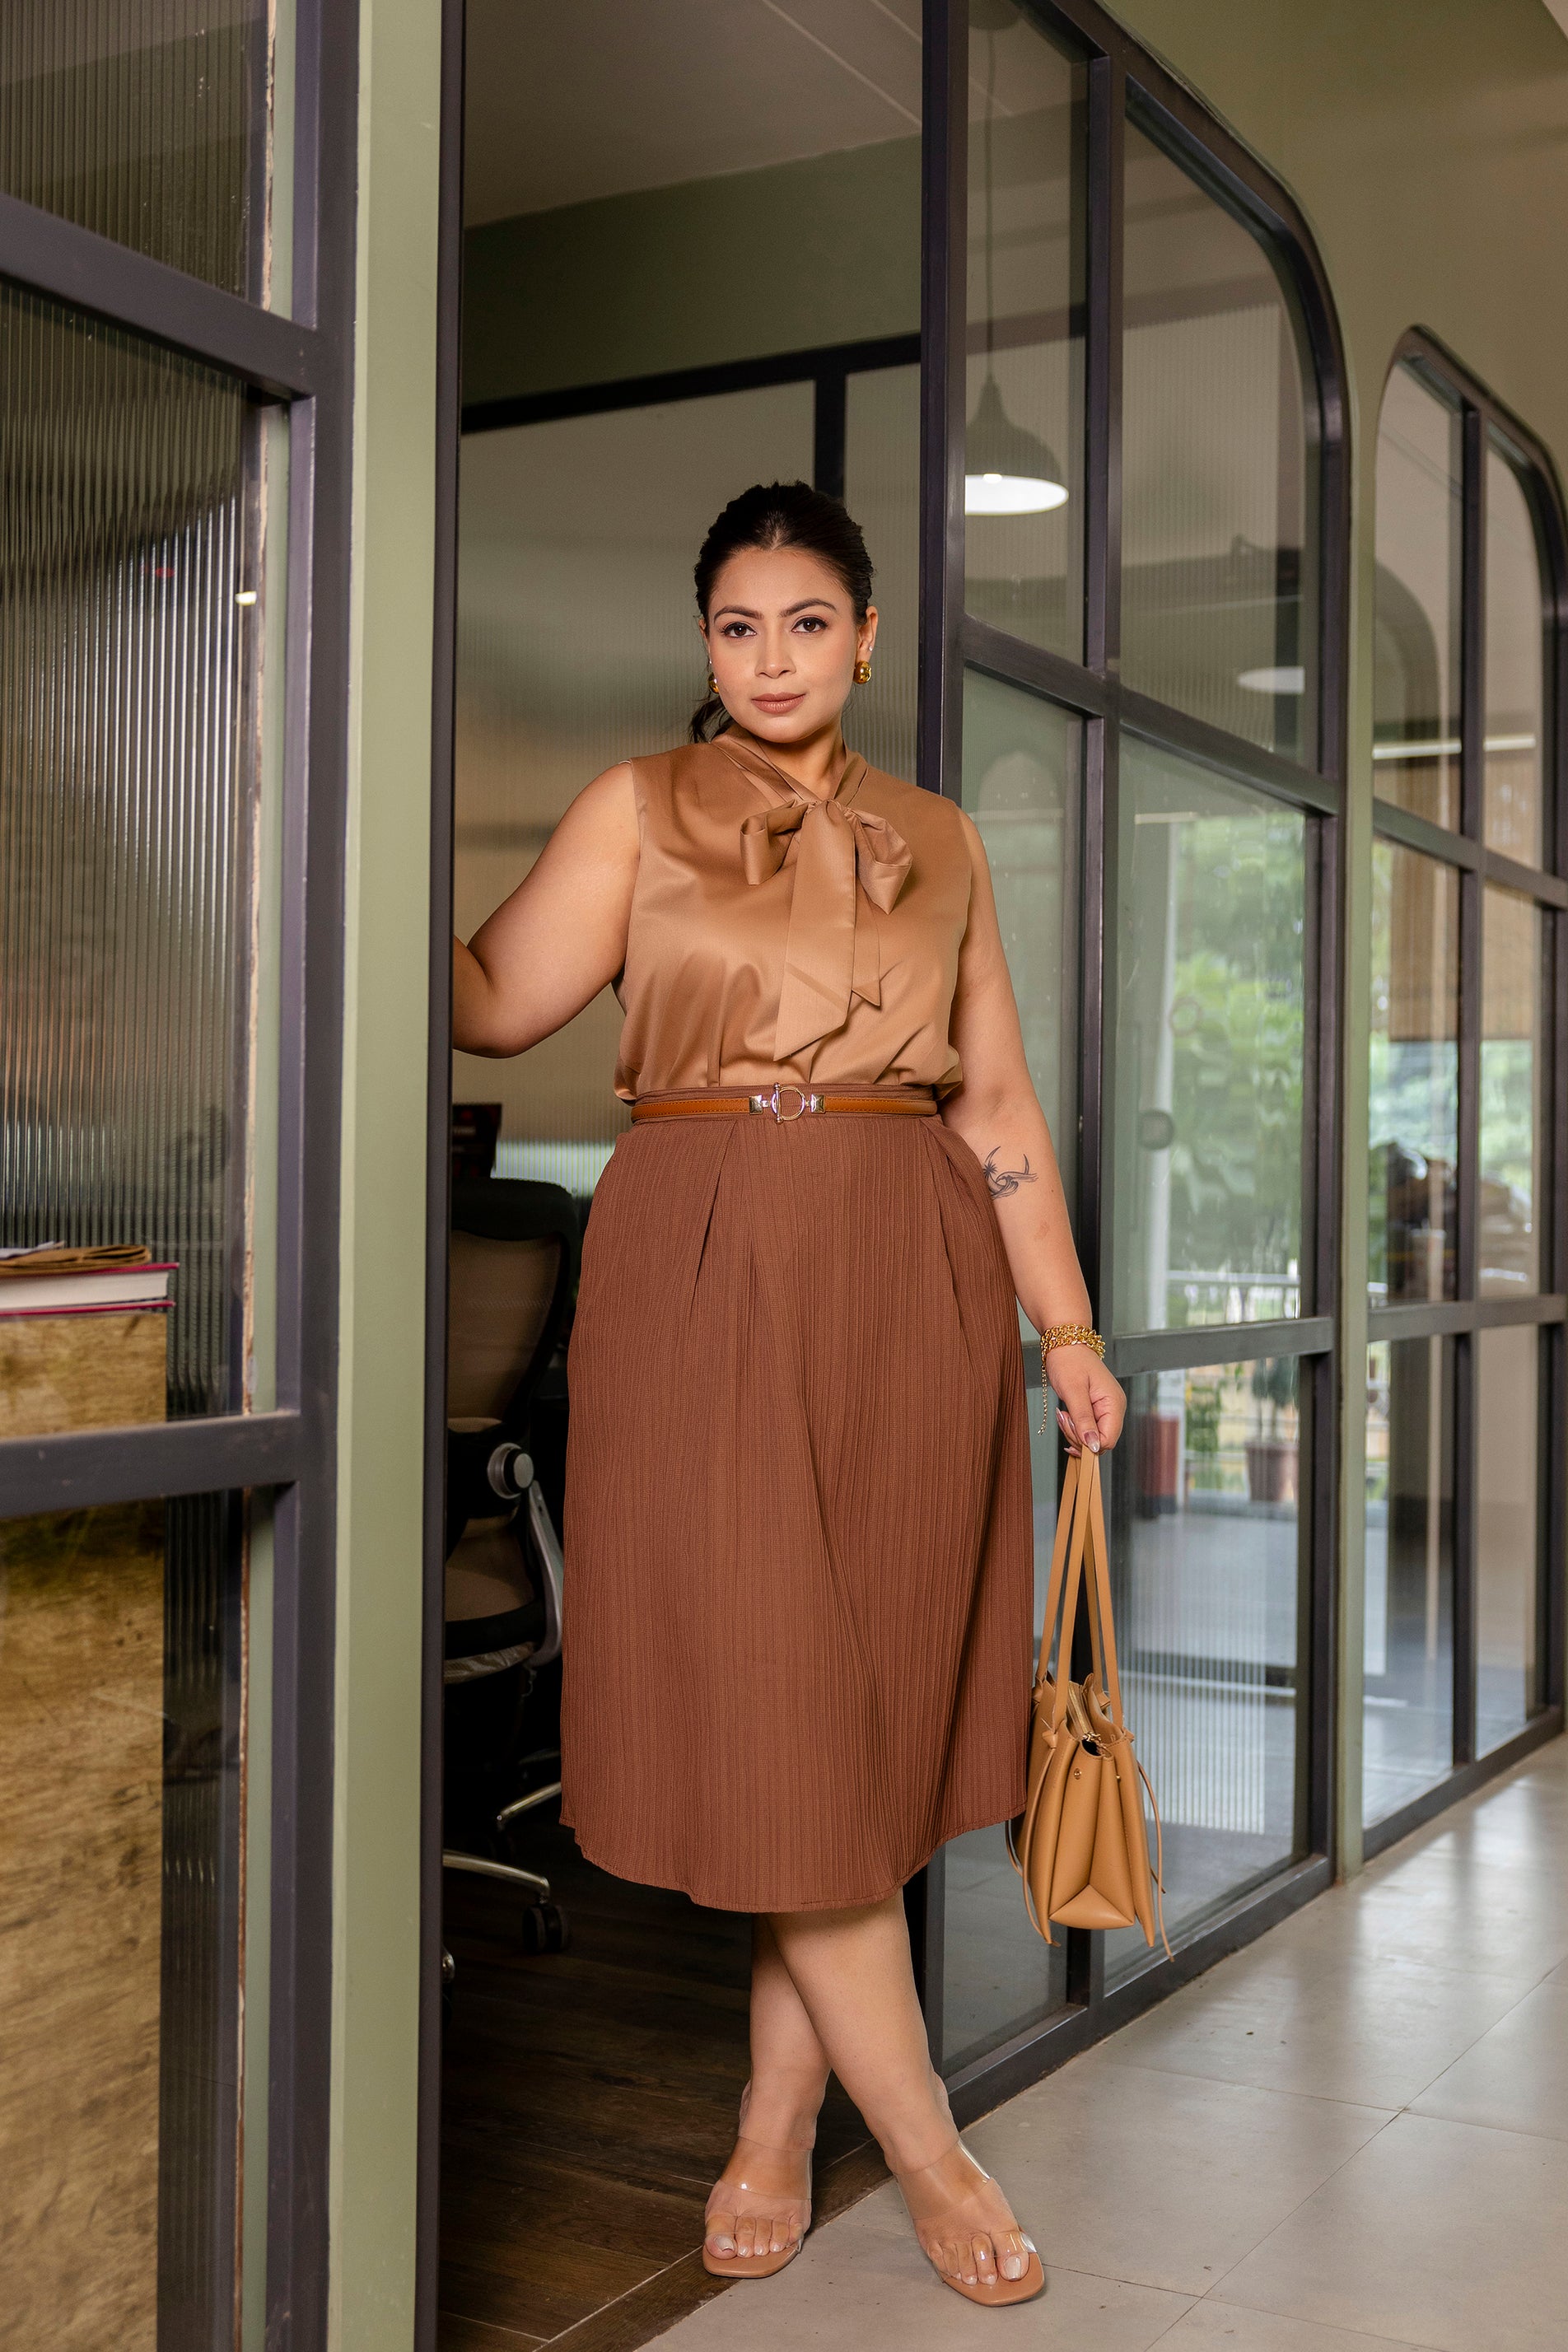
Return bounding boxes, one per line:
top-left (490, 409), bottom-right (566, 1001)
top-left (982, 1148), bottom-right (1038, 1200)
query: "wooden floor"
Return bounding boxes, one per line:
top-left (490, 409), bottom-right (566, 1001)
top-left (438, 1808), bottom-right (887, 2352)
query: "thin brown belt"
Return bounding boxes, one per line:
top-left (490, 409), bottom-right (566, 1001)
top-left (631, 1084), bottom-right (939, 1125)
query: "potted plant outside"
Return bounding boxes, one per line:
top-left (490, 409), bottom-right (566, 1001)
top-left (1246, 1357), bottom-right (1297, 1504)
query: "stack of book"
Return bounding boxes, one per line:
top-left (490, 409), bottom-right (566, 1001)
top-left (0, 1243), bottom-right (175, 1438)
top-left (0, 1240), bottom-right (175, 2335)
top-left (0, 1240), bottom-right (174, 1314)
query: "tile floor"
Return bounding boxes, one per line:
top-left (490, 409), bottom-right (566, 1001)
top-left (651, 1734), bottom-right (1568, 2352)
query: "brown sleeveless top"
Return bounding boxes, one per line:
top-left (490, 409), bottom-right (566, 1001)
top-left (612, 734), bottom-right (972, 1104)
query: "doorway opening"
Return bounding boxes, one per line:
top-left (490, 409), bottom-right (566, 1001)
top-left (437, 7), bottom-right (924, 2343)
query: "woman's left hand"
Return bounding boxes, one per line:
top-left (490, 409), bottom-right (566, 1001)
top-left (1045, 1344), bottom-right (1126, 1457)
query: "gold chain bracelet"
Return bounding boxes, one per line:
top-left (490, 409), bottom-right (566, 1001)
top-left (1037, 1323), bottom-right (1106, 1435)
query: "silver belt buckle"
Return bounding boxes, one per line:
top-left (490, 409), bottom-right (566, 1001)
top-left (749, 1084), bottom-right (820, 1121)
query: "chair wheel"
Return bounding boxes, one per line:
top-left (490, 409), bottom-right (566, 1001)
top-left (520, 1901), bottom-right (569, 1955)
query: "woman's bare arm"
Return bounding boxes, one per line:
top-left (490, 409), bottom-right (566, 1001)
top-left (941, 810), bottom-right (1125, 1454)
top-left (453, 763), bottom-right (641, 1057)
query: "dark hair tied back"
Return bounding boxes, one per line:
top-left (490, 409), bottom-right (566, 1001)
top-left (690, 481), bottom-right (874, 742)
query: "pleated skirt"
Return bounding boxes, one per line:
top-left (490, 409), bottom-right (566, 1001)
top-left (559, 1110), bottom-right (1033, 1913)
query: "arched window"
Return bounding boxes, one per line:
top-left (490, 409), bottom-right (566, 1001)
top-left (931, 0), bottom-right (1346, 2068)
top-left (1365, 337), bottom-right (1566, 1844)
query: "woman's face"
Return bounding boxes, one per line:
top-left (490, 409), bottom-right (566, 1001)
top-left (701, 545), bottom-right (876, 746)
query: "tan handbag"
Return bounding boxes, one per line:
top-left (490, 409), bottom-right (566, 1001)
top-left (1008, 1449), bottom-right (1169, 1954)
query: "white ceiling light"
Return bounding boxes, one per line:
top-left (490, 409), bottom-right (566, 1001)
top-left (1238, 665), bottom-right (1306, 694)
top-left (964, 378), bottom-right (1069, 516)
top-left (965, 470), bottom-right (1070, 515)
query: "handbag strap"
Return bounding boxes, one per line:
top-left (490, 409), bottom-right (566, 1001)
top-left (1036, 1449), bottom-right (1113, 1724)
top-left (1139, 1755), bottom-right (1174, 1959)
top-left (1080, 1459), bottom-right (1174, 1958)
top-left (1077, 1451), bottom-right (1127, 1726)
top-left (1081, 1477), bottom-right (1108, 1699)
top-left (1021, 1447), bottom-right (1175, 1962)
top-left (1032, 1449), bottom-right (1079, 1697)
top-left (1010, 1470), bottom-right (1090, 1936)
top-left (1034, 1450), bottom-right (1097, 1733)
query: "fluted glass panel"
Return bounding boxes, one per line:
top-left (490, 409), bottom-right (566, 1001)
top-left (943, 673), bottom-right (1080, 2070)
top-left (845, 364), bottom-right (919, 782)
top-left (0, 1493), bottom-right (246, 2352)
top-left (0, 4), bottom-right (269, 298)
top-left (1479, 885), bottom-right (1544, 1300)
top-left (964, 2), bottom-right (1085, 658)
top-left (0, 285), bottom-right (268, 1422)
top-left (1475, 1325), bottom-right (1542, 1754)
top-left (159, 1489), bottom-right (246, 2350)
top-left (1485, 437), bottom-right (1547, 867)
top-left (1374, 362), bottom-right (1463, 832)
top-left (1106, 1358), bottom-right (1306, 1985)
top-left (1369, 844), bottom-right (1459, 1306)
top-left (1364, 1337), bottom-right (1456, 1825)
top-left (960, 674), bottom-right (1080, 1206)
top-left (1122, 118), bottom-right (1317, 762)
top-left (454, 386), bottom-right (813, 1201)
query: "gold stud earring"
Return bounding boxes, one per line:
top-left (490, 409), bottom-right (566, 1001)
top-left (853, 660), bottom-right (872, 685)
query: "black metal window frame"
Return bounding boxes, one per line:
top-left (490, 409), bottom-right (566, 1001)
top-left (461, 333), bottom-right (923, 499)
top-left (0, 9), bottom-right (361, 2348)
top-left (1362, 328), bottom-right (1568, 1860)
top-left (915, 0), bottom-right (1350, 2111)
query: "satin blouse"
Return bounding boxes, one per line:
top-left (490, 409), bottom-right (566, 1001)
top-left (612, 732), bottom-right (972, 1102)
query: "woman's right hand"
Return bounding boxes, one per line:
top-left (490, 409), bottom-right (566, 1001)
top-left (1046, 1343), bottom-right (1125, 1457)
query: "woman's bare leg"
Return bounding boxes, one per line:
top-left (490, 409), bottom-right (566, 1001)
top-left (703, 1918), bottom-right (828, 2265)
top-left (768, 1893), bottom-right (1034, 2287)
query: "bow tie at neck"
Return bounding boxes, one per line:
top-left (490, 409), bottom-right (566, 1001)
top-left (716, 733), bottom-right (912, 1062)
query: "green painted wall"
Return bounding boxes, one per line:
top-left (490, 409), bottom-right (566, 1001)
top-left (462, 135), bottom-right (921, 405)
top-left (1114, 0), bottom-right (1568, 1875)
top-left (327, 0), bottom-right (442, 2344)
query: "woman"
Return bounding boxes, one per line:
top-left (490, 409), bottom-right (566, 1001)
top-left (453, 482), bottom-right (1124, 2309)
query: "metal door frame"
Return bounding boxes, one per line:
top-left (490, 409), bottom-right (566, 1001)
top-left (0, 8), bottom-right (361, 2344)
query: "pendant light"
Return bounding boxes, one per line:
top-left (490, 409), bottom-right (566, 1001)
top-left (965, 0), bottom-right (1069, 518)
top-left (966, 375), bottom-right (1070, 514)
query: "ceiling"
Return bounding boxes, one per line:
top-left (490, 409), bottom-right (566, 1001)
top-left (463, 0), bottom-right (923, 225)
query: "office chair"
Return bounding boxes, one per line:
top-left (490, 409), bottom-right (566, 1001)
top-left (443, 1177), bottom-right (576, 1958)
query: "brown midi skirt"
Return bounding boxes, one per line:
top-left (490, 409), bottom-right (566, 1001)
top-left (560, 1111), bottom-right (1033, 1912)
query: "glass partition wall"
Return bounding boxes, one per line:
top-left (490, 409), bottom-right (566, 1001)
top-left (1365, 338), bottom-right (1566, 1845)
top-left (921, 0), bottom-right (1346, 2091)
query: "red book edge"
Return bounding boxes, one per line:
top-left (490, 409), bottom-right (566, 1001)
top-left (0, 1300), bottom-right (175, 1320)
top-left (0, 1265), bottom-right (180, 1320)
